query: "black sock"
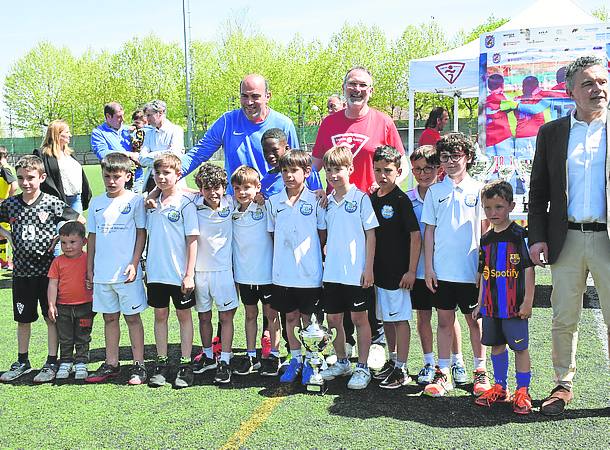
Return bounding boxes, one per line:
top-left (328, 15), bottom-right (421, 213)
top-left (46, 355), bottom-right (58, 365)
top-left (18, 352), bottom-right (29, 364)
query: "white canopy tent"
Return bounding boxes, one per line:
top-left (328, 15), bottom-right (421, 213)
top-left (407, 0), bottom-right (600, 154)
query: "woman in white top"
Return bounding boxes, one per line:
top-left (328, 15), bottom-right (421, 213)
top-left (35, 119), bottom-right (91, 213)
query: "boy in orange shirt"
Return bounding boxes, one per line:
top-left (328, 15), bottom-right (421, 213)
top-left (48, 221), bottom-right (94, 380)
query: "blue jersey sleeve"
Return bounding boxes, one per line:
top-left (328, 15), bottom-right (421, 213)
top-left (181, 114), bottom-right (226, 177)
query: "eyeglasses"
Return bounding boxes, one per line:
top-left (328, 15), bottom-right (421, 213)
top-left (439, 153), bottom-right (466, 163)
top-left (411, 166), bottom-right (437, 175)
top-left (346, 81), bottom-right (371, 89)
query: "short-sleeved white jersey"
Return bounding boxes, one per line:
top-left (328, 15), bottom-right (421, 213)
top-left (323, 185), bottom-right (379, 286)
top-left (232, 200), bottom-right (273, 285)
top-left (88, 190), bottom-right (146, 283)
top-left (406, 187), bottom-right (426, 279)
top-left (421, 175), bottom-right (483, 283)
top-left (266, 188), bottom-right (326, 288)
top-left (192, 193), bottom-right (234, 272)
top-left (146, 192), bottom-right (199, 285)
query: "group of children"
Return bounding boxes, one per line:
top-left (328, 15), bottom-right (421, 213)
top-left (0, 130), bottom-right (535, 414)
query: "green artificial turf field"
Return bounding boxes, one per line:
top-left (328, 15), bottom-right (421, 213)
top-left (0, 164), bottom-right (608, 448)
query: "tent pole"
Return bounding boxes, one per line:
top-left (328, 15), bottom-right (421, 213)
top-left (408, 89), bottom-right (415, 155)
top-left (453, 94), bottom-right (459, 132)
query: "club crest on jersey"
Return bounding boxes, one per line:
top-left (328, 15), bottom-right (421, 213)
top-left (167, 209), bottom-right (181, 222)
top-left (251, 208), bottom-right (264, 221)
top-left (120, 203), bottom-right (131, 214)
top-left (381, 205), bottom-right (394, 219)
top-left (218, 206), bottom-right (231, 218)
top-left (300, 203), bottom-right (313, 216)
top-left (482, 266), bottom-right (490, 281)
top-left (37, 211), bottom-right (50, 223)
top-left (344, 201), bottom-right (357, 213)
top-left (16, 302), bottom-right (24, 315)
top-left (464, 194), bottom-right (478, 207)
top-left (509, 253), bottom-right (521, 265)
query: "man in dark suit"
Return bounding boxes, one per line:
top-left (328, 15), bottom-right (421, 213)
top-left (528, 55), bottom-right (609, 416)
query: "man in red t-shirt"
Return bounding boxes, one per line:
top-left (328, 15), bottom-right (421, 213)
top-left (418, 107), bottom-right (449, 147)
top-left (312, 67), bottom-right (405, 194)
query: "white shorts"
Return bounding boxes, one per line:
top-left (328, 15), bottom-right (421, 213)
top-left (194, 270), bottom-right (239, 313)
top-left (375, 286), bottom-right (412, 322)
top-left (93, 280), bottom-right (147, 315)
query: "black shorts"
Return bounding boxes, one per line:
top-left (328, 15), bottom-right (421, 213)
top-left (481, 316), bottom-right (529, 351)
top-left (411, 278), bottom-right (433, 311)
top-left (432, 280), bottom-right (479, 314)
top-left (13, 276), bottom-right (49, 323)
top-left (147, 283), bottom-right (195, 310)
top-left (271, 285), bottom-right (321, 314)
top-left (323, 282), bottom-right (373, 314)
top-left (237, 284), bottom-right (273, 306)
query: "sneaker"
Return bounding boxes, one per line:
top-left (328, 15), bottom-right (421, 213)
top-left (73, 363), bottom-right (88, 380)
top-left (192, 356), bottom-right (217, 374)
top-left (451, 362), bottom-right (468, 386)
top-left (380, 366), bottom-right (412, 389)
top-left (511, 387), bottom-right (533, 415)
top-left (212, 337), bottom-right (222, 361)
top-left (259, 355), bottom-right (280, 376)
top-left (233, 356), bottom-right (261, 376)
top-left (85, 363), bottom-right (120, 383)
top-left (472, 368), bottom-right (492, 396)
top-left (1, 361), bottom-right (32, 382)
top-left (193, 349), bottom-right (205, 363)
top-left (55, 362), bottom-right (74, 380)
top-left (215, 361), bottom-right (231, 384)
top-left (278, 354), bottom-right (292, 375)
top-left (174, 364), bottom-right (194, 389)
top-left (301, 360), bottom-right (314, 385)
top-left (279, 358), bottom-right (302, 383)
top-left (33, 363), bottom-right (57, 384)
top-left (128, 362), bottom-right (147, 385)
top-left (148, 363), bottom-right (170, 388)
top-left (423, 367), bottom-right (453, 397)
top-left (372, 360), bottom-right (394, 380)
top-left (417, 363), bottom-right (436, 385)
top-left (261, 331), bottom-right (272, 359)
top-left (321, 360), bottom-right (352, 381)
top-left (367, 344), bottom-right (386, 371)
top-left (474, 383), bottom-right (509, 407)
top-left (347, 366), bottom-right (371, 390)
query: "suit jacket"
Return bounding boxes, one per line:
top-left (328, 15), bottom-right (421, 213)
top-left (528, 113), bottom-right (610, 265)
top-left (33, 149), bottom-right (92, 211)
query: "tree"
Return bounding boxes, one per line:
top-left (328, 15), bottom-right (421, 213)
top-left (592, 6), bottom-right (609, 22)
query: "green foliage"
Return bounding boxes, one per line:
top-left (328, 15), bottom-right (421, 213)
top-left (4, 17), bottom-right (509, 136)
top-left (591, 6), bottom-right (609, 22)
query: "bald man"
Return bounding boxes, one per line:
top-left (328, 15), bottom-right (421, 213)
top-left (181, 74), bottom-right (299, 193)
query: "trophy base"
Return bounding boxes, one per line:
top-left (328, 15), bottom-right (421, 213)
top-left (305, 382), bottom-right (327, 395)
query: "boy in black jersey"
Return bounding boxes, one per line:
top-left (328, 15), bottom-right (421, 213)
top-left (370, 146), bottom-right (421, 388)
top-left (473, 180), bottom-right (534, 414)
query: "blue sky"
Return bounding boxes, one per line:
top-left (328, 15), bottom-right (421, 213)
top-left (0, 0), bottom-right (604, 120)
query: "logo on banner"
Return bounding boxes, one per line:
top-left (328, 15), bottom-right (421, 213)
top-left (485, 35), bottom-right (495, 48)
top-left (434, 62), bottom-right (465, 85)
top-left (492, 53), bottom-right (501, 64)
top-left (330, 133), bottom-right (370, 158)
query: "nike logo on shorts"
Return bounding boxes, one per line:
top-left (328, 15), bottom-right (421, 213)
top-left (95, 208), bottom-right (104, 212)
top-left (354, 301), bottom-right (365, 307)
top-left (468, 303), bottom-right (478, 309)
top-left (514, 338), bottom-right (524, 343)
top-left (263, 294), bottom-right (272, 299)
top-left (223, 301), bottom-right (232, 306)
top-left (131, 304), bottom-right (142, 310)
top-left (389, 311), bottom-right (398, 317)
top-left (180, 299), bottom-right (191, 305)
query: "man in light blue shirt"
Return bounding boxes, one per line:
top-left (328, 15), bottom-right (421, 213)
top-left (180, 74), bottom-right (299, 193)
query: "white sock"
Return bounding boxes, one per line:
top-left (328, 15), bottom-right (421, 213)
top-left (389, 351), bottom-right (397, 362)
top-left (423, 352), bottom-right (435, 366)
top-left (247, 350), bottom-right (256, 358)
top-left (450, 353), bottom-right (464, 366)
top-left (395, 360), bottom-right (406, 369)
top-left (438, 358), bottom-right (450, 371)
top-left (290, 349), bottom-right (303, 362)
top-left (220, 352), bottom-right (231, 364)
top-left (473, 357), bottom-right (486, 370)
top-left (204, 347), bottom-right (213, 359)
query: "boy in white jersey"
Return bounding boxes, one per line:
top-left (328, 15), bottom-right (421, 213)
top-left (319, 146), bottom-right (379, 390)
top-left (230, 165), bottom-right (280, 377)
top-left (146, 154), bottom-right (199, 389)
top-left (405, 145), bottom-right (465, 386)
top-left (85, 153), bottom-right (148, 385)
top-left (267, 150), bottom-right (326, 384)
top-left (191, 163), bottom-right (238, 384)
top-left (421, 133), bottom-right (490, 397)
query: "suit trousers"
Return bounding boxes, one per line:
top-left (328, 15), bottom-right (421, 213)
top-left (550, 229), bottom-right (610, 389)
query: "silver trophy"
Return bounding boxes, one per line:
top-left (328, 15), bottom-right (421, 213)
top-left (296, 314), bottom-right (336, 394)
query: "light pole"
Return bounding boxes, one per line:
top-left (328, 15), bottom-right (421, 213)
top-left (182, 0), bottom-right (195, 147)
